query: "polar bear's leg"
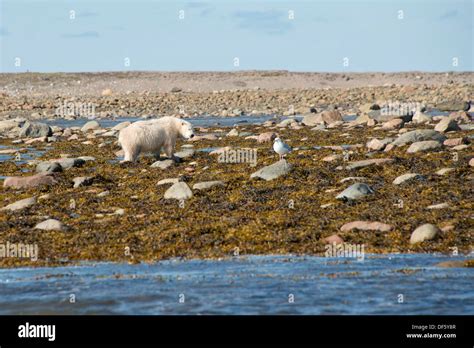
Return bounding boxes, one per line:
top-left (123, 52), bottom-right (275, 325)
top-left (122, 144), bottom-right (141, 162)
top-left (164, 141), bottom-right (176, 160)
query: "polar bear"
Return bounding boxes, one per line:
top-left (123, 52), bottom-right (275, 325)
top-left (118, 116), bottom-right (194, 162)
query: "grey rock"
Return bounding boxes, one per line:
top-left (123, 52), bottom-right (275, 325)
top-left (434, 118), bottom-right (461, 133)
top-left (193, 181), bottom-right (224, 190)
top-left (407, 140), bottom-right (442, 153)
top-left (174, 149), bottom-right (195, 159)
top-left (36, 161), bottom-right (63, 174)
top-left (250, 160), bottom-right (292, 181)
top-left (81, 120), bottom-right (100, 132)
top-left (1, 197), bottom-right (36, 211)
top-left (164, 182), bottom-right (193, 200)
top-left (53, 158), bottom-right (86, 169)
top-left (392, 173), bottom-right (424, 185)
top-left (157, 178), bottom-right (180, 186)
top-left (336, 183), bottom-right (374, 200)
top-left (73, 176), bottom-right (94, 188)
top-left (392, 129), bottom-right (446, 146)
top-left (409, 224), bottom-right (440, 244)
top-left (34, 219), bottom-right (66, 231)
top-left (151, 159), bottom-right (174, 169)
top-left (19, 121), bottom-right (52, 138)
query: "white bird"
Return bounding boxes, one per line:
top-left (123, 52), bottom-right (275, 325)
top-left (273, 137), bottom-right (292, 160)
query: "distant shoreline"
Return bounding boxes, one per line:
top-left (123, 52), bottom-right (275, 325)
top-left (1, 71), bottom-right (473, 96)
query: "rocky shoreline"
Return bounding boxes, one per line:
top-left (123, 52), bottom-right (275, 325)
top-left (0, 71), bottom-right (473, 120)
top-left (0, 100), bottom-right (473, 267)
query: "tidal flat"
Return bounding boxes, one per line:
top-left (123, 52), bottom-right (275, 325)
top-left (0, 113), bottom-right (473, 268)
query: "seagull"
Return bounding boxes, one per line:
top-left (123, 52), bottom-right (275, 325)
top-left (273, 137), bottom-right (292, 160)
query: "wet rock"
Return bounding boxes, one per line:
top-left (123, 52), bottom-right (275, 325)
top-left (151, 159), bottom-right (174, 169)
top-left (34, 219), bottom-right (66, 231)
top-left (164, 182), bottom-right (193, 200)
top-left (407, 140), bottom-right (442, 153)
top-left (0, 197), bottom-right (36, 211)
top-left (434, 118), bottom-right (461, 133)
top-left (391, 129), bottom-right (446, 146)
top-left (336, 183), bottom-right (374, 200)
top-left (193, 181), bottom-right (224, 190)
top-left (171, 87), bottom-right (182, 93)
top-left (36, 161), bottom-right (63, 174)
top-left (250, 160), bottom-right (292, 181)
top-left (409, 224), bottom-right (440, 244)
top-left (81, 120), bottom-right (100, 132)
top-left (73, 176), bottom-right (94, 188)
top-left (392, 173), bottom-right (424, 185)
top-left (340, 221), bottom-right (393, 232)
top-left (3, 174), bottom-right (57, 189)
top-left (19, 121), bottom-right (52, 138)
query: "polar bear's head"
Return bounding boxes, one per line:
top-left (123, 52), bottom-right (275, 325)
top-left (178, 119), bottom-right (195, 139)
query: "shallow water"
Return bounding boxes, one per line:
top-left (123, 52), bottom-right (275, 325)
top-left (0, 254), bottom-right (472, 315)
top-left (44, 114), bottom-right (284, 129)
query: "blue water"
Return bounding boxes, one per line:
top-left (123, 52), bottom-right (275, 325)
top-left (0, 254), bottom-right (472, 315)
top-left (44, 114), bottom-right (285, 129)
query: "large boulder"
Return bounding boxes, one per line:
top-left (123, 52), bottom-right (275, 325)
top-left (391, 129), bottom-right (446, 146)
top-left (434, 118), bottom-right (461, 133)
top-left (250, 160), bottom-right (292, 181)
top-left (164, 182), bottom-right (193, 200)
top-left (407, 140), bottom-right (442, 153)
top-left (19, 121), bottom-right (52, 138)
top-left (410, 224), bottom-right (440, 244)
top-left (336, 183), bottom-right (374, 200)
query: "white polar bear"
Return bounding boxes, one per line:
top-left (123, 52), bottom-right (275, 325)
top-left (118, 116), bottom-right (194, 162)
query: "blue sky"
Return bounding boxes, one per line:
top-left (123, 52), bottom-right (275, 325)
top-left (0, 0), bottom-right (472, 72)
